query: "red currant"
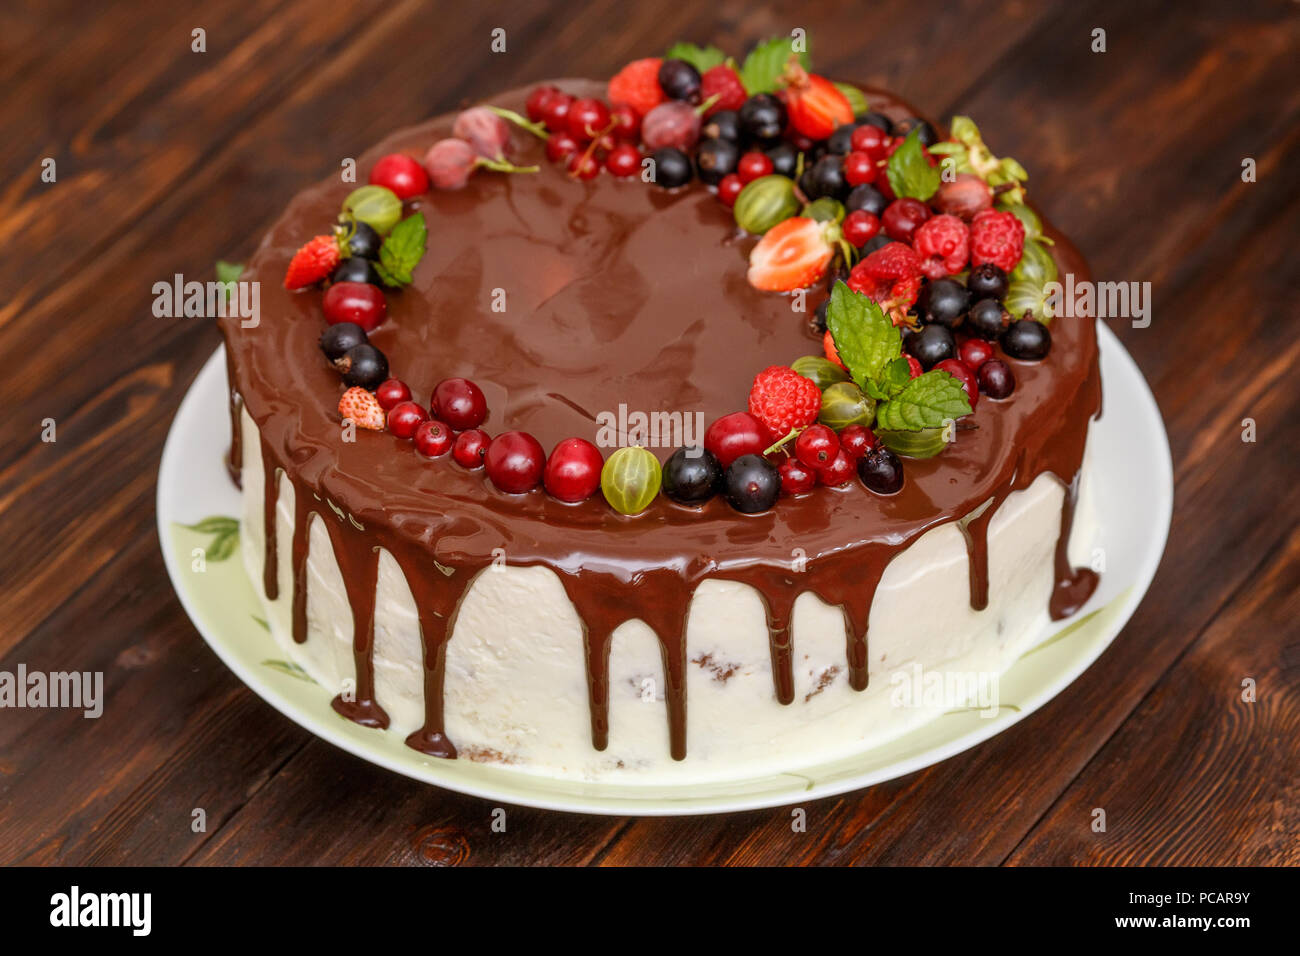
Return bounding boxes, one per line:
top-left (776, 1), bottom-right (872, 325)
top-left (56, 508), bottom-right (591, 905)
top-left (567, 150), bottom-right (600, 180)
top-left (736, 151), bottom-right (774, 184)
top-left (842, 150), bottom-right (876, 187)
top-left (369, 153), bottom-right (429, 199)
top-left (849, 124), bottom-right (889, 162)
top-left (484, 431), bottom-right (545, 493)
top-left (717, 173), bottom-right (744, 207)
top-left (794, 423), bottom-right (839, 469)
top-left (452, 428), bottom-right (491, 468)
top-left (609, 104), bottom-right (640, 140)
top-left (322, 281), bottom-right (387, 332)
top-left (538, 92), bottom-right (573, 132)
top-left (935, 358), bottom-right (979, 410)
top-left (842, 210), bottom-right (880, 248)
top-left (414, 419), bottom-right (454, 457)
top-left (526, 85), bottom-right (562, 123)
top-left (905, 354), bottom-right (923, 378)
top-left (566, 98), bottom-right (610, 141)
top-left (543, 437), bottom-right (604, 503)
top-left (882, 198), bottom-right (930, 242)
top-left (704, 412), bottom-right (771, 469)
top-left (387, 400), bottom-right (429, 439)
top-left (374, 378), bottom-right (412, 411)
top-left (778, 458), bottom-right (816, 496)
top-left (431, 378), bottom-right (487, 430)
top-left (958, 338), bottom-right (994, 371)
top-left (838, 424), bottom-right (877, 460)
top-left (817, 449), bottom-right (856, 487)
top-left (605, 143), bottom-right (641, 177)
top-left (545, 131), bottom-right (580, 163)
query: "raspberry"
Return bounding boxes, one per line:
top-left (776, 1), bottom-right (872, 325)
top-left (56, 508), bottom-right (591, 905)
top-left (748, 365), bottom-right (822, 438)
top-left (912, 214), bottom-right (970, 279)
top-left (969, 209), bottom-right (1025, 272)
top-left (283, 234), bottom-right (341, 290)
top-left (700, 64), bottom-right (746, 116)
top-left (847, 241), bottom-right (924, 313)
top-left (607, 58), bottom-right (664, 118)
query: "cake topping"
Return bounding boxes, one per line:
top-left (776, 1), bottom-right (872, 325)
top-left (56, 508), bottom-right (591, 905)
top-left (338, 386), bottom-right (385, 432)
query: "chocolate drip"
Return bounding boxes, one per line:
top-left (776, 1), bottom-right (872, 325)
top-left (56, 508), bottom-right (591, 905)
top-left (324, 518), bottom-right (389, 729)
top-left (583, 625), bottom-right (613, 751)
top-left (260, 437), bottom-right (280, 601)
top-left (224, 346), bottom-right (243, 486)
top-left (290, 488), bottom-right (313, 644)
top-left (1049, 474), bottom-right (1100, 620)
top-left (961, 498), bottom-right (1001, 612)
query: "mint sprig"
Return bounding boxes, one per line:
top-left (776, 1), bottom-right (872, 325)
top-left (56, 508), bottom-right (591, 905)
top-left (372, 212), bottom-right (427, 288)
top-left (864, 356), bottom-right (913, 402)
top-left (739, 36), bottom-right (811, 95)
top-left (886, 129), bottom-right (941, 201)
top-left (825, 281), bottom-right (900, 392)
top-left (664, 42), bottom-right (727, 73)
top-left (876, 370), bottom-right (972, 431)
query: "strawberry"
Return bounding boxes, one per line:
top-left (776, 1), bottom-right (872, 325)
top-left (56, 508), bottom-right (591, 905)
top-left (747, 217), bottom-right (835, 292)
top-left (823, 329), bottom-right (846, 370)
top-left (700, 63), bottom-right (746, 116)
top-left (607, 58), bottom-right (664, 118)
top-left (781, 62), bottom-right (854, 141)
top-left (283, 234), bottom-right (341, 290)
top-left (748, 366), bottom-right (822, 438)
top-left (338, 386), bottom-right (385, 431)
top-left (969, 209), bottom-right (1026, 272)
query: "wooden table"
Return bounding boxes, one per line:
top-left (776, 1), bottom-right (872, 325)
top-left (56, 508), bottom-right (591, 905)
top-left (3, 0), bottom-right (1297, 866)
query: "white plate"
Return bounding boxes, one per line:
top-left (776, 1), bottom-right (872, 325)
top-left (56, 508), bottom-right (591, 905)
top-left (157, 322), bottom-right (1171, 815)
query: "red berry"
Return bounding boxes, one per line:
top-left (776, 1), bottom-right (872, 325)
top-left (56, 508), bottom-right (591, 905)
top-left (970, 209), bottom-right (1026, 272)
top-left (387, 400), bottom-right (428, 439)
top-left (605, 142), bottom-right (641, 177)
top-left (824, 329), bottom-right (846, 369)
top-left (544, 438), bottom-right (604, 502)
top-left (453, 106), bottom-right (512, 161)
top-left (607, 58), bottom-right (665, 118)
top-left (567, 150), bottom-right (600, 180)
top-left (566, 98), bottom-right (610, 141)
top-left (843, 150), bottom-right (876, 187)
top-left (794, 423), bottom-right (839, 469)
top-left (838, 424), bottom-right (877, 460)
top-left (452, 428), bottom-right (491, 468)
top-left (912, 213), bottom-right (970, 279)
top-left (882, 198), bottom-right (930, 242)
top-left (705, 412), bottom-right (772, 469)
top-left (932, 173), bottom-right (993, 221)
top-left (978, 359), bottom-right (1016, 399)
top-left (322, 281), bottom-right (387, 331)
top-left (736, 151), bottom-right (774, 184)
top-left (850, 124), bottom-right (890, 162)
top-left (699, 64), bottom-right (747, 116)
top-left (748, 366), bottom-right (822, 438)
top-left (539, 91), bottom-right (573, 132)
top-left (905, 354), bottom-right (923, 378)
top-left (424, 138), bottom-right (480, 190)
top-left (369, 153), bottom-right (429, 199)
top-left (842, 209), bottom-right (880, 248)
top-left (641, 101), bottom-right (701, 151)
top-left (958, 338), bottom-right (994, 371)
top-left (782, 63), bottom-right (854, 140)
top-left (283, 234), bottom-right (341, 291)
top-left (935, 358), bottom-right (979, 410)
top-left (432, 378), bottom-right (487, 430)
top-left (746, 216), bottom-right (835, 293)
top-left (817, 449), bottom-right (856, 487)
top-left (609, 104), bottom-right (641, 140)
top-left (526, 85), bottom-right (561, 123)
top-left (545, 131), bottom-right (581, 163)
top-left (374, 378), bottom-right (412, 411)
top-left (717, 173), bottom-right (744, 207)
top-left (414, 419), bottom-right (454, 457)
top-left (484, 431), bottom-right (545, 493)
top-left (847, 241), bottom-right (924, 310)
top-left (778, 458), bottom-right (816, 496)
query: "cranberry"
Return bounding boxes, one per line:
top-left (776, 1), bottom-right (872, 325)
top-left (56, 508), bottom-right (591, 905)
top-left (374, 378), bottom-right (412, 411)
top-left (736, 151), bottom-right (774, 184)
top-left (778, 458), bottom-right (816, 496)
top-left (717, 173), bottom-right (744, 207)
top-left (567, 150), bottom-right (600, 180)
top-left (369, 153), bottom-right (429, 199)
top-left (978, 359), bottom-right (1016, 399)
top-left (882, 198), bottom-right (930, 242)
top-left (849, 124), bottom-right (890, 162)
top-left (323, 281), bottom-right (387, 332)
top-left (842, 210), bottom-right (880, 248)
top-left (609, 104), bottom-right (640, 140)
top-left (838, 424), bottom-right (877, 460)
top-left (842, 150), bottom-right (876, 187)
top-left (484, 431), bottom-right (545, 493)
top-left (452, 428), bottom-right (491, 468)
top-left (545, 131), bottom-right (580, 164)
top-left (414, 419), bottom-right (454, 457)
top-left (817, 449), bottom-right (856, 486)
top-left (538, 91), bottom-right (573, 132)
top-left (386, 400), bottom-right (428, 439)
top-left (794, 424), bottom-right (839, 469)
top-left (605, 143), bottom-right (641, 178)
top-left (543, 437), bottom-right (604, 502)
top-left (958, 338), bottom-right (995, 371)
top-left (431, 377), bottom-right (487, 430)
top-left (935, 358), bottom-right (979, 410)
top-left (526, 85), bottom-right (561, 122)
top-left (567, 98), bottom-right (610, 141)
top-left (704, 412), bottom-right (771, 469)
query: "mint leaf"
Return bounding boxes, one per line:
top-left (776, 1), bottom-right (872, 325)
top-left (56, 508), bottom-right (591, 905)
top-left (739, 36), bottom-right (811, 95)
top-left (374, 212), bottom-right (427, 287)
top-left (826, 281), bottom-right (902, 392)
top-left (215, 260), bottom-right (243, 303)
top-left (834, 82), bottom-right (869, 116)
top-left (864, 356), bottom-right (913, 401)
top-left (886, 129), bottom-right (941, 201)
top-left (876, 370), bottom-right (972, 431)
top-left (664, 42), bottom-right (726, 72)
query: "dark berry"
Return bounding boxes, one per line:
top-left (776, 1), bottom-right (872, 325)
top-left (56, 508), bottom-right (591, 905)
top-left (856, 111), bottom-right (894, 134)
top-left (662, 447), bottom-right (723, 505)
top-left (695, 137), bottom-right (740, 185)
top-left (845, 183), bottom-right (888, 217)
top-left (918, 278), bottom-right (970, 328)
top-left (826, 122), bottom-right (862, 155)
top-left (813, 298), bottom-right (829, 333)
top-left (967, 298), bottom-right (1009, 340)
top-left (723, 454), bottom-right (781, 514)
top-left (978, 359), bottom-right (1016, 399)
top-left (1001, 319), bottom-right (1052, 360)
top-left (967, 262), bottom-right (1009, 300)
top-left (802, 154), bottom-right (847, 201)
top-left (894, 117), bottom-right (938, 147)
top-left (860, 234), bottom-right (890, 255)
top-left (858, 446), bottom-right (904, 495)
top-left (658, 58), bottom-right (702, 102)
top-left (906, 324), bottom-right (956, 370)
top-left (344, 221), bottom-right (382, 260)
top-left (341, 343), bottom-right (388, 389)
top-left (331, 256), bottom-right (382, 286)
top-left (739, 94), bottom-right (786, 144)
top-left (452, 428), bottom-right (491, 468)
top-left (765, 141), bottom-right (800, 178)
top-left (432, 377), bottom-right (487, 430)
top-left (702, 109), bottom-right (743, 143)
top-left (651, 147), bottom-right (693, 188)
top-left (319, 322), bottom-right (367, 363)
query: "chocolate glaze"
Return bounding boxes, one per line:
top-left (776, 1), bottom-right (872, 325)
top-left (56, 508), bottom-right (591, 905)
top-left (224, 80), bottom-right (1101, 763)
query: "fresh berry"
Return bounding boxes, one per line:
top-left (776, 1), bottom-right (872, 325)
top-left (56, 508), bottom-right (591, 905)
top-left (538, 91), bottom-right (574, 131)
top-left (544, 438), bottom-right (604, 502)
top-left (704, 412), bottom-right (771, 469)
top-left (723, 454), bottom-right (781, 513)
top-left (778, 458), bottom-right (816, 496)
top-left (717, 173), bottom-right (744, 207)
top-left (387, 400), bottom-right (429, 439)
top-left (978, 359), bottom-right (1016, 399)
top-left (695, 138), bottom-right (739, 185)
top-left (843, 150), bottom-right (877, 187)
top-left (882, 198), bottom-right (931, 242)
top-left (736, 151), bottom-right (774, 184)
top-left (642, 100), bottom-right (701, 151)
top-left (858, 446), bottom-right (904, 494)
top-left (826, 122), bottom-right (861, 155)
top-left (968, 262), bottom-right (1009, 300)
top-left (838, 424), bottom-right (877, 460)
top-left (567, 150), bottom-right (600, 180)
top-left (453, 107), bottom-right (511, 161)
top-left (765, 141), bottom-right (800, 177)
top-left (747, 217), bottom-right (834, 293)
top-left (374, 378), bottom-right (412, 411)
top-left (781, 63), bottom-right (854, 140)
top-left (739, 94), bottom-right (786, 143)
top-left (342, 184), bottom-right (402, 235)
top-left (658, 59), bottom-right (701, 102)
top-left (452, 428), bottom-right (491, 468)
top-left (609, 104), bottom-right (640, 140)
top-left (567, 98), bottom-right (611, 141)
top-left (423, 139), bottom-right (480, 190)
top-left (801, 155), bottom-right (849, 201)
top-left (369, 153), bottom-right (430, 198)
top-left (650, 147), bottom-right (693, 188)
top-left (849, 124), bottom-right (890, 162)
top-left (905, 354), bottom-right (923, 378)
top-left (432, 378), bottom-right (487, 430)
top-left (319, 322), bottom-right (368, 364)
top-left (845, 183), bottom-right (888, 217)
top-left (414, 419), bottom-right (454, 457)
top-left (918, 277), bottom-right (971, 328)
top-left (932, 173), bottom-right (993, 220)
top-left (484, 431), bottom-right (545, 493)
top-left (546, 130), bottom-right (581, 163)
top-left (935, 358), bottom-right (978, 410)
top-left (795, 423), bottom-right (839, 469)
top-left (847, 241), bottom-right (924, 310)
top-left (894, 117), bottom-right (938, 147)
top-left (662, 447), bottom-right (723, 505)
top-left (906, 325), bottom-right (956, 370)
top-left (339, 343), bottom-right (389, 390)
top-left (526, 85), bottom-right (562, 123)
top-left (1001, 318), bottom-right (1051, 360)
top-left (748, 365), bottom-right (822, 438)
top-left (607, 58), bottom-right (664, 117)
top-left (338, 386), bottom-right (385, 431)
top-left (958, 338), bottom-right (995, 371)
top-left (703, 110), bottom-right (743, 142)
top-left (823, 329), bottom-right (846, 370)
top-left (699, 63), bottom-right (746, 115)
top-left (970, 209), bottom-right (1026, 272)
top-left (812, 299), bottom-right (829, 333)
top-left (323, 281), bottom-right (387, 332)
top-left (605, 142), bottom-right (641, 177)
top-left (331, 256), bottom-right (382, 286)
top-left (600, 447), bottom-right (662, 515)
top-left (857, 111), bottom-right (894, 134)
top-left (342, 221), bottom-right (383, 260)
top-left (842, 209), bottom-right (880, 247)
top-left (817, 449), bottom-right (856, 487)
top-left (913, 214), bottom-right (970, 279)
top-left (283, 235), bottom-right (341, 290)
top-left (967, 297), bottom-right (1009, 339)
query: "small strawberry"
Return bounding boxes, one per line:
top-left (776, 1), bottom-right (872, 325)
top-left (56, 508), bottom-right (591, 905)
top-left (748, 365), bottom-right (822, 438)
top-left (969, 209), bottom-right (1025, 272)
top-left (747, 216), bottom-right (836, 292)
top-left (284, 234), bottom-right (341, 290)
top-left (338, 386), bottom-right (385, 431)
top-left (823, 329), bottom-right (846, 370)
top-left (912, 214), bottom-right (970, 279)
top-left (699, 63), bottom-right (746, 116)
top-left (607, 58), bottom-right (664, 118)
top-left (781, 61), bottom-right (854, 140)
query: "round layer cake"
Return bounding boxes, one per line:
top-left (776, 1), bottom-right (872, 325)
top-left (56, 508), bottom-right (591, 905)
top-left (219, 79), bottom-right (1101, 781)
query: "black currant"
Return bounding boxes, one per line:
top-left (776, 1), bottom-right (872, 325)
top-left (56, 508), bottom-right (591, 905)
top-left (856, 111), bottom-right (894, 134)
top-left (906, 324), bottom-right (956, 369)
top-left (765, 141), bottom-right (800, 178)
top-left (723, 454), bottom-right (781, 514)
top-left (319, 322), bottom-right (368, 363)
top-left (858, 446), bottom-right (904, 495)
top-left (651, 147), bottom-right (693, 188)
top-left (340, 343), bottom-right (388, 389)
top-left (658, 58), bottom-right (702, 103)
top-left (1001, 319), bottom-right (1052, 360)
top-left (695, 137), bottom-right (740, 185)
top-left (801, 154), bottom-right (847, 201)
top-left (895, 117), bottom-right (938, 147)
top-left (918, 278), bottom-right (971, 328)
top-left (967, 262), bottom-right (1009, 300)
top-left (978, 359), bottom-right (1016, 399)
top-left (663, 447), bottom-right (723, 505)
top-left (813, 298), bottom-right (829, 333)
top-left (860, 234), bottom-right (890, 255)
top-left (845, 183), bottom-right (888, 217)
top-left (826, 122), bottom-right (862, 155)
top-left (331, 257), bottom-right (382, 286)
top-left (967, 298), bottom-right (1009, 340)
top-left (702, 110), bottom-right (743, 144)
top-left (739, 94), bottom-right (786, 143)
top-left (344, 221), bottom-right (382, 260)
